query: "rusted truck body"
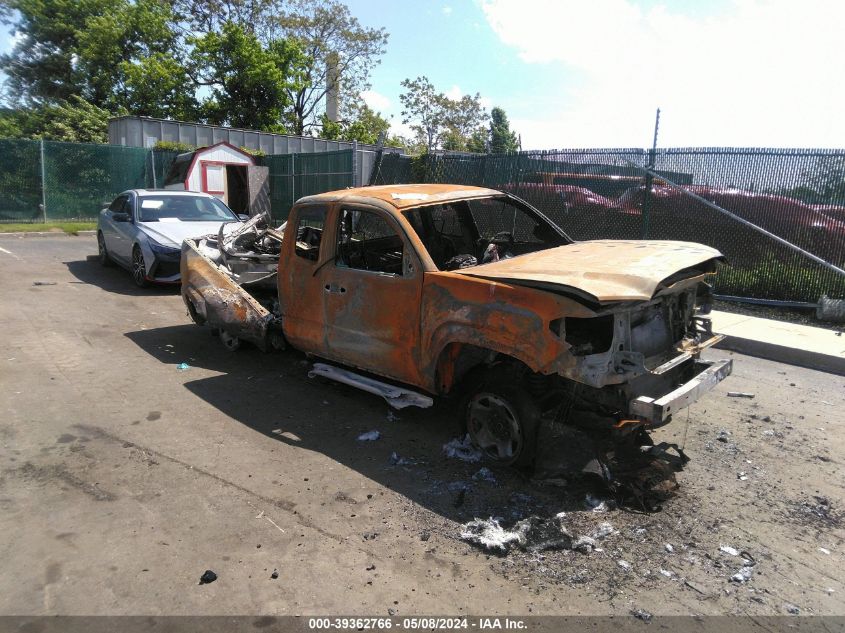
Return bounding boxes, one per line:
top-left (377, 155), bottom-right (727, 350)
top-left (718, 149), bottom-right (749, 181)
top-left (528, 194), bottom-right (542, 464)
top-left (181, 184), bottom-right (731, 467)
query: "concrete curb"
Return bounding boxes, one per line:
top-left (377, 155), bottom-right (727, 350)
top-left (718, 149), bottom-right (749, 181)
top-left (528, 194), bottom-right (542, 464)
top-left (715, 334), bottom-right (845, 377)
top-left (0, 230), bottom-right (96, 238)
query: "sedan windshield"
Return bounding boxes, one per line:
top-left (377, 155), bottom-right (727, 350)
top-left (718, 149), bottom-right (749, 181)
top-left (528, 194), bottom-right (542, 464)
top-left (403, 195), bottom-right (570, 270)
top-left (138, 196), bottom-right (239, 223)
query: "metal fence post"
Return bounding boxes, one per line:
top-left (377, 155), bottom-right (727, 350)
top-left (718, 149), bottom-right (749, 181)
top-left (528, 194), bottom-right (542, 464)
top-left (351, 141), bottom-right (358, 187)
top-left (150, 150), bottom-right (157, 189)
top-left (640, 108), bottom-right (661, 239)
top-left (39, 139), bottom-right (47, 223)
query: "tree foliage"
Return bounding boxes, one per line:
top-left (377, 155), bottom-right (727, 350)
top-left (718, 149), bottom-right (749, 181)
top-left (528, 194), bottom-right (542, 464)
top-left (0, 96), bottom-right (110, 142)
top-left (399, 76), bottom-right (487, 153)
top-left (276, 0), bottom-right (388, 135)
top-left (190, 22), bottom-right (304, 131)
top-left (319, 102), bottom-right (391, 145)
top-left (489, 107), bottom-right (519, 153)
top-left (0, 0), bottom-right (389, 140)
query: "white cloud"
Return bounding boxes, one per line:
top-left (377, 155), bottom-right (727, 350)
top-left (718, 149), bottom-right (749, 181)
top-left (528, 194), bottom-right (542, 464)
top-left (360, 89), bottom-right (391, 113)
top-left (481, 0), bottom-right (845, 148)
top-left (445, 84), bottom-right (463, 101)
top-left (442, 5), bottom-right (453, 15)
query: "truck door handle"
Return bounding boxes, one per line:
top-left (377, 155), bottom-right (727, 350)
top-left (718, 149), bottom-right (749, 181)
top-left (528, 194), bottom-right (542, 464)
top-left (324, 284), bottom-right (347, 294)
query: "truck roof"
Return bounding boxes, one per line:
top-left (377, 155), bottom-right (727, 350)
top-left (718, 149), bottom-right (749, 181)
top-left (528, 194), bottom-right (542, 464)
top-left (296, 184), bottom-right (503, 209)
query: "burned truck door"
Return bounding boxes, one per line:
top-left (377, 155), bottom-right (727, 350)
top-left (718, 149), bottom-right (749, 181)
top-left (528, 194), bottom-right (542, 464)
top-left (319, 206), bottom-right (425, 386)
top-left (278, 205), bottom-right (331, 353)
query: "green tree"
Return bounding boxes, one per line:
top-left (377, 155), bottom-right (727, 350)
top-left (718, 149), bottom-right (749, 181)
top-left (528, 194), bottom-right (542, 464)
top-left (190, 22), bottom-right (305, 131)
top-left (489, 107), bottom-right (518, 153)
top-left (0, 96), bottom-right (109, 142)
top-left (0, 0), bottom-right (189, 114)
top-left (76, 0), bottom-right (185, 109)
top-left (172, 0), bottom-right (281, 41)
top-left (119, 53), bottom-right (198, 120)
top-left (399, 76), bottom-right (486, 153)
top-left (276, 0), bottom-right (389, 135)
top-left (319, 102), bottom-right (391, 144)
top-left (38, 96), bottom-right (110, 142)
top-left (466, 127), bottom-right (488, 153)
top-left (0, 0), bottom-right (121, 104)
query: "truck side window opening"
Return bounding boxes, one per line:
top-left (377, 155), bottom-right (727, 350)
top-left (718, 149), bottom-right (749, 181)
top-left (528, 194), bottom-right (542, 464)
top-left (294, 206), bottom-right (327, 261)
top-left (336, 209), bottom-right (404, 276)
top-left (403, 197), bottom-right (569, 270)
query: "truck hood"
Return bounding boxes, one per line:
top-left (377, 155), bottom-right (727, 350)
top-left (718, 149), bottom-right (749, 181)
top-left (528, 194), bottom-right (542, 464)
top-left (138, 220), bottom-right (238, 248)
top-left (454, 240), bottom-right (723, 302)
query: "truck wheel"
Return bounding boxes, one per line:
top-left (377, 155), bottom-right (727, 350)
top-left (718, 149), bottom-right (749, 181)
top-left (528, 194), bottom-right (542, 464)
top-left (465, 374), bottom-right (539, 468)
top-left (219, 329), bottom-right (241, 352)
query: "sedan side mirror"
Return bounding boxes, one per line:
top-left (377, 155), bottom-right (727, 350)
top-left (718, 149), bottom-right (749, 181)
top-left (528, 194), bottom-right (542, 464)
top-left (112, 212), bottom-right (130, 222)
top-left (238, 214), bottom-right (249, 221)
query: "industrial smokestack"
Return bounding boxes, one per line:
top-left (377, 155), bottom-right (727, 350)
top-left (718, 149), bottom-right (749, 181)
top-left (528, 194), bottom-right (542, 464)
top-left (326, 52), bottom-right (340, 123)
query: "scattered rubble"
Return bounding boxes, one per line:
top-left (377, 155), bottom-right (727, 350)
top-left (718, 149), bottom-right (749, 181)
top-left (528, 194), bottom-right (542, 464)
top-left (730, 566), bottom-right (754, 583)
top-left (443, 435), bottom-right (483, 463)
top-left (630, 608), bottom-right (652, 622)
top-left (719, 545), bottom-right (740, 556)
top-left (357, 430), bottom-right (380, 441)
top-left (199, 570), bottom-right (217, 585)
top-left (460, 516), bottom-right (573, 553)
top-left (727, 392), bottom-right (755, 398)
top-left (472, 467), bottom-right (497, 483)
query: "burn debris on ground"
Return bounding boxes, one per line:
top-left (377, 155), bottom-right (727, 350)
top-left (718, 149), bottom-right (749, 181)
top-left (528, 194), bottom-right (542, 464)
top-left (443, 435), bottom-right (483, 463)
top-left (199, 570), bottom-right (217, 585)
top-left (460, 516), bottom-right (573, 553)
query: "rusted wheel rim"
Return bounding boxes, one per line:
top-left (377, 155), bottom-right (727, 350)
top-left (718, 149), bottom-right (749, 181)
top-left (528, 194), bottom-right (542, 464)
top-left (467, 393), bottom-right (523, 462)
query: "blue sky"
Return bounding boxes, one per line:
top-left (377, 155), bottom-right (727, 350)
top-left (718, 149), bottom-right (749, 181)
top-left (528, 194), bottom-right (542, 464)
top-left (347, 0), bottom-right (845, 149)
top-left (2, 0), bottom-right (843, 149)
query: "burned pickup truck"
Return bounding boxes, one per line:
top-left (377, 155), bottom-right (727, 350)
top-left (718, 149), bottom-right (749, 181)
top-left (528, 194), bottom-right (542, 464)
top-left (181, 184), bottom-right (731, 473)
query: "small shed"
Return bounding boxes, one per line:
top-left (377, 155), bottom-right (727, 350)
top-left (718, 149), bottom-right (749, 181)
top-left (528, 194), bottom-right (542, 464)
top-left (164, 142), bottom-right (266, 215)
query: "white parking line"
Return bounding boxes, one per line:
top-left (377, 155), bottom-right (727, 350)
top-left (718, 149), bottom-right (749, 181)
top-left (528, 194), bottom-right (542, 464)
top-left (0, 246), bottom-right (21, 260)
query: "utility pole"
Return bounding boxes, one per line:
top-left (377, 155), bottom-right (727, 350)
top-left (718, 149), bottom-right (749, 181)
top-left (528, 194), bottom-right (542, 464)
top-left (641, 108), bottom-right (660, 239)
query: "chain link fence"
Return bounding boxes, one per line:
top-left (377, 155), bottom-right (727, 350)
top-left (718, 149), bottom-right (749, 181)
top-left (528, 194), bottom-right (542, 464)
top-left (372, 149), bottom-right (845, 303)
top-left (258, 149), bottom-right (354, 221)
top-left (0, 139), bottom-right (353, 225)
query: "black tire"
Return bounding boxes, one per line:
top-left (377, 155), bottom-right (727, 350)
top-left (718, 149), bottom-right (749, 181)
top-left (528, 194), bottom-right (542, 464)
top-left (464, 370), bottom-right (540, 468)
top-left (97, 231), bottom-right (113, 267)
top-left (131, 245), bottom-right (149, 288)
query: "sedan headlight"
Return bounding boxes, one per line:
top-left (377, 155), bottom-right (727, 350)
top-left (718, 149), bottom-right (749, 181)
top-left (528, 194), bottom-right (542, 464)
top-left (148, 239), bottom-right (181, 257)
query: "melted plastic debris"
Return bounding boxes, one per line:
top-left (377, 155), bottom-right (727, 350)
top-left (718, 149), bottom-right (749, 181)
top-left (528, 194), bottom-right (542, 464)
top-left (357, 430), bottom-right (381, 441)
top-left (460, 516), bottom-right (573, 553)
top-left (443, 435), bottom-right (483, 463)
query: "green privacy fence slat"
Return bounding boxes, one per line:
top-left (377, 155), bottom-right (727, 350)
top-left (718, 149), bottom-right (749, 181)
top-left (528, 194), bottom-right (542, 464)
top-left (0, 139), bottom-right (353, 224)
top-left (257, 149), bottom-right (353, 221)
top-left (372, 149), bottom-right (845, 303)
top-left (0, 139), bottom-right (45, 222)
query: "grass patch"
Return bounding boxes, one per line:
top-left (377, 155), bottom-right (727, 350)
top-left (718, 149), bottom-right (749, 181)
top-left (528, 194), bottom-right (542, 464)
top-left (0, 222), bottom-right (97, 235)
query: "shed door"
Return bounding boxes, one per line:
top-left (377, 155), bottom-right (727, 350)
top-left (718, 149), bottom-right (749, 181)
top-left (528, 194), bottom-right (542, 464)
top-left (201, 162), bottom-right (226, 200)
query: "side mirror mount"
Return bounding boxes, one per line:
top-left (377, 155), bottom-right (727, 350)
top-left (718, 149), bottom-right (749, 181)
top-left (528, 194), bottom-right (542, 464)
top-left (112, 212), bottom-right (130, 222)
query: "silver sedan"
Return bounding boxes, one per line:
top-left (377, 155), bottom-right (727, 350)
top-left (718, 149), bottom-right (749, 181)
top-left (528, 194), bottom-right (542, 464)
top-left (97, 189), bottom-right (243, 287)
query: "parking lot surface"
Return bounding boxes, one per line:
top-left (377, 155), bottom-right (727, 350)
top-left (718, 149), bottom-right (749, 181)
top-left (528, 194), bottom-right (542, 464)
top-left (1, 234), bottom-right (843, 616)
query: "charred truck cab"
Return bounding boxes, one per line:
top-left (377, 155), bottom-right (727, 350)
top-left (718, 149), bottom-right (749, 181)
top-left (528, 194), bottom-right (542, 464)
top-left (181, 184), bottom-right (732, 480)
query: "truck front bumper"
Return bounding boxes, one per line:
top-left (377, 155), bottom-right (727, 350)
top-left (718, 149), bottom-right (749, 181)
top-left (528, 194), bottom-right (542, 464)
top-left (629, 358), bottom-right (733, 425)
